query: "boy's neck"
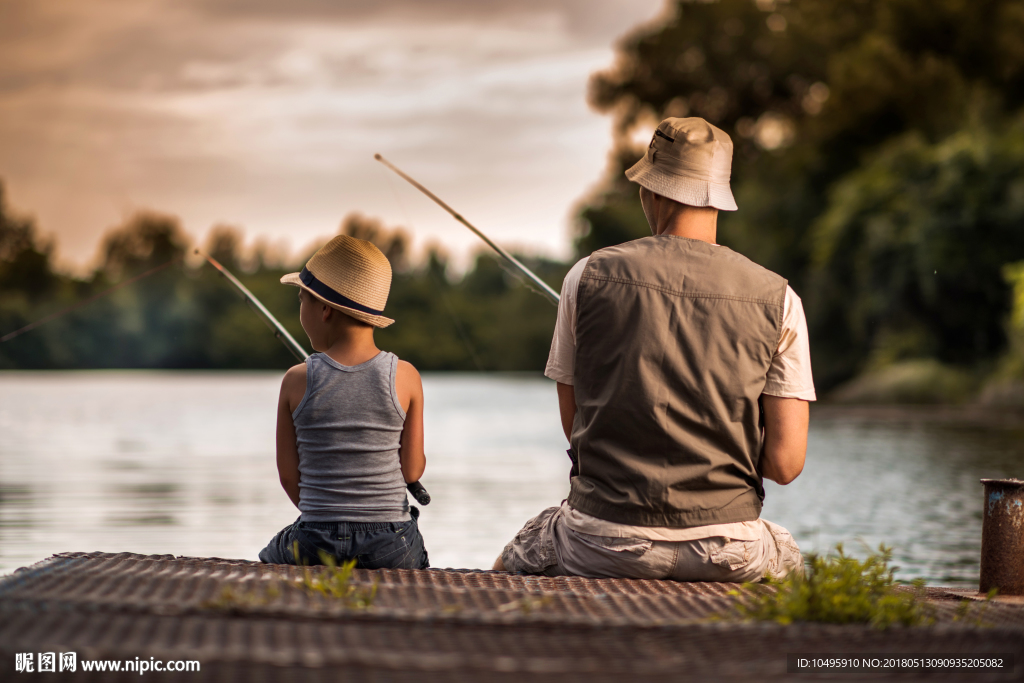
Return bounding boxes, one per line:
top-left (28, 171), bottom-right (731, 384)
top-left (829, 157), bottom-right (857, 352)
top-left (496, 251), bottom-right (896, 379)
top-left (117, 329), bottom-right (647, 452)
top-left (318, 326), bottom-right (380, 367)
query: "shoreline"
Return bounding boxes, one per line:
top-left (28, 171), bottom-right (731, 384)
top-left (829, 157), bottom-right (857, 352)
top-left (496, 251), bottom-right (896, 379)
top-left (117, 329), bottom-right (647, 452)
top-left (812, 402), bottom-right (1024, 430)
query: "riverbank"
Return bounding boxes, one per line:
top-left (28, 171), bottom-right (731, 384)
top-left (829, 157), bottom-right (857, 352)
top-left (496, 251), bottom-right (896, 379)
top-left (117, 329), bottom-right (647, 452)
top-left (826, 360), bottom-right (1024, 410)
top-left (812, 402), bottom-right (1024, 431)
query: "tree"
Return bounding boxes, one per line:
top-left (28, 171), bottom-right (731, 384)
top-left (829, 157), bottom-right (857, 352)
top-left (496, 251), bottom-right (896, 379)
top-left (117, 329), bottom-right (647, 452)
top-left (580, 0), bottom-right (1024, 387)
top-left (0, 182), bottom-right (57, 299)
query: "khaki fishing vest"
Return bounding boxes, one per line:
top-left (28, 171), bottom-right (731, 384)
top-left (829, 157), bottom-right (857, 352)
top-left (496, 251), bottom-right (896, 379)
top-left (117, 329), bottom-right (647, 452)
top-left (567, 235), bottom-right (787, 528)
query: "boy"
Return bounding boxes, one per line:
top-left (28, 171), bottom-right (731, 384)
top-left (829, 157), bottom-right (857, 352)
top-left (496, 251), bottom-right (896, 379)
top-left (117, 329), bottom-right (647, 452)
top-left (259, 234), bottom-right (429, 569)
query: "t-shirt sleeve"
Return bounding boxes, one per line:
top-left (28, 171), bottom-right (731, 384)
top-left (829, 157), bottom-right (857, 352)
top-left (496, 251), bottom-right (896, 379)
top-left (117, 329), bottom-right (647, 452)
top-left (763, 285), bottom-right (817, 401)
top-left (544, 256), bottom-right (589, 385)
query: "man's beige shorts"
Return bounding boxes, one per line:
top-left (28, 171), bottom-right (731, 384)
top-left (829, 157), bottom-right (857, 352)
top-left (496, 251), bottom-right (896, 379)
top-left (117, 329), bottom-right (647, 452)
top-left (500, 506), bottom-right (803, 582)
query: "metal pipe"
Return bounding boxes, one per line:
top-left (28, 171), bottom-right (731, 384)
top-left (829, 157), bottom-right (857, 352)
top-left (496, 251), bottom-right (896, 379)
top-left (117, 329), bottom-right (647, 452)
top-left (374, 154), bottom-right (561, 306)
top-left (980, 478), bottom-right (1024, 595)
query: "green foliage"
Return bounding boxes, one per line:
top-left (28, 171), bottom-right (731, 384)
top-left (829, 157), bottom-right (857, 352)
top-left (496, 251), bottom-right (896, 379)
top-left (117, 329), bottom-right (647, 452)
top-left (203, 580), bottom-right (282, 611)
top-left (809, 122), bottom-right (1024, 379)
top-left (299, 555), bottom-right (378, 609)
top-left (952, 588), bottom-right (999, 628)
top-left (0, 183), bottom-right (561, 371)
top-left (1001, 262), bottom-right (1024, 379)
top-left (1007, 262), bottom-right (1024, 332)
top-left (496, 594), bottom-right (553, 615)
top-left (735, 544), bottom-right (934, 628)
top-left (205, 549), bottom-right (377, 612)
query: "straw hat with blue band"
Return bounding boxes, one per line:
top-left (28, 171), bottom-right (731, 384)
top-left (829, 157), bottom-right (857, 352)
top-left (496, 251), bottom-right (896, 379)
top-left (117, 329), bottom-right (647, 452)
top-left (280, 234), bottom-right (395, 328)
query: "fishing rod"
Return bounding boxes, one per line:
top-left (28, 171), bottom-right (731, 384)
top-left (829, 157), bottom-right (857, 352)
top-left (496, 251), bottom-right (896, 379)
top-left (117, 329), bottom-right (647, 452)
top-left (201, 250), bottom-right (431, 506)
top-left (374, 154), bottom-right (561, 306)
top-left (198, 251), bottom-right (308, 362)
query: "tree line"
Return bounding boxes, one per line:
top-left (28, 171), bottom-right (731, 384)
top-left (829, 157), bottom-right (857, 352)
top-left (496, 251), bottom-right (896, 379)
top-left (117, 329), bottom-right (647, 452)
top-left (3, 0), bottom-right (1024, 400)
top-left (0, 196), bottom-right (566, 372)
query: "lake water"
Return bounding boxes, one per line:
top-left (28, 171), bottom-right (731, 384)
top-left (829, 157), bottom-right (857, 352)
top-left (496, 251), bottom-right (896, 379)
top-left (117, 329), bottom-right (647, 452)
top-left (1, 372), bottom-right (1021, 586)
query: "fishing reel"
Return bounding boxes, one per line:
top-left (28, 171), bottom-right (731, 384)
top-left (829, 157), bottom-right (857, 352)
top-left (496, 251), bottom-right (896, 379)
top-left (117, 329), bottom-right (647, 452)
top-left (407, 481), bottom-right (431, 506)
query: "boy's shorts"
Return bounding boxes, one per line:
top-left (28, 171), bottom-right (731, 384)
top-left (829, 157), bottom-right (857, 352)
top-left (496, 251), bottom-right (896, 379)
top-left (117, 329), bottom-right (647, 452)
top-left (259, 507), bottom-right (429, 569)
top-left (500, 505), bottom-right (803, 582)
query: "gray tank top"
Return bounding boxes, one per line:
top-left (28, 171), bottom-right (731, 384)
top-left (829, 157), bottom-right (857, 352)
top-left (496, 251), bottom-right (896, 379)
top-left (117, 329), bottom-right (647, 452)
top-left (293, 351), bottom-right (410, 522)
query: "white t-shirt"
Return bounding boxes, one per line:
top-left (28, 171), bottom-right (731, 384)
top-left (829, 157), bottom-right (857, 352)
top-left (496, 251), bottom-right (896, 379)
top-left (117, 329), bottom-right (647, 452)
top-left (547, 253), bottom-right (816, 542)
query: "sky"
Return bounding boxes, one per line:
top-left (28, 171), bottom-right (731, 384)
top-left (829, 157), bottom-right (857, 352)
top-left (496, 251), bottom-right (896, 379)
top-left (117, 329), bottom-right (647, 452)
top-left (0, 0), bottom-right (665, 271)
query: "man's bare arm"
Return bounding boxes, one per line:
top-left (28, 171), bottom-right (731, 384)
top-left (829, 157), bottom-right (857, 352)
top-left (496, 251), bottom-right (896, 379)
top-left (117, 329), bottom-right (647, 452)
top-left (556, 382), bottom-right (576, 442)
top-left (760, 395), bottom-right (809, 485)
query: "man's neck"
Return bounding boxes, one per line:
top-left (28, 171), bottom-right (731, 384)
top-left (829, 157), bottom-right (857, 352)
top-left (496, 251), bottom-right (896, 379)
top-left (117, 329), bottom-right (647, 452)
top-left (643, 189), bottom-right (719, 243)
top-left (655, 206), bottom-right (718, 244)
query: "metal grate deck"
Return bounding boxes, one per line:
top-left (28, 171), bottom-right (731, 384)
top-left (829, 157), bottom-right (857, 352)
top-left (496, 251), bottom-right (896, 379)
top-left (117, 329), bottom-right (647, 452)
top-left (1, 552), bottom-right (1022, 681)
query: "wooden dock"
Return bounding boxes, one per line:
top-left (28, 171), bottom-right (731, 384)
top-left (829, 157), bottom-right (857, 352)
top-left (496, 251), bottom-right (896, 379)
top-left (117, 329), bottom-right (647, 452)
top-left (1, 552), bottom-right (1022, 681)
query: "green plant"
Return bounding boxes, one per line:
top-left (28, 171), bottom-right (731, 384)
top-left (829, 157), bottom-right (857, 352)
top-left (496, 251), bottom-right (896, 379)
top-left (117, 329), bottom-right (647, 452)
top-left (496, 594), bottom-right (552, 615)
top-left (952, 588), bottom-right (998, 627)
top-left (733, 544), bottom-right (934, 629)
top-left (206, 546), bottom-right (377, 612)
top-left (298, 553), bottom-right (378, 610)
top-left (202, 580), bottom-right (282, 610)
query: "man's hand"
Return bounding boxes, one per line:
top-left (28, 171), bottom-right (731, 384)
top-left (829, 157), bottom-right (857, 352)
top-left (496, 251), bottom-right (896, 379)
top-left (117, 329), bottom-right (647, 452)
top-left (760, 395), bottom-right (809, 485)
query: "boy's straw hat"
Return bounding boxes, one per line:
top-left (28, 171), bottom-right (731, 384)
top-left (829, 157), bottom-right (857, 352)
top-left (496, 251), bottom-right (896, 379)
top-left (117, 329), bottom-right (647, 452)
top-left (281, 235), bottom-right (395, 328)
top-left (625, 117), bottom-right (738, 211)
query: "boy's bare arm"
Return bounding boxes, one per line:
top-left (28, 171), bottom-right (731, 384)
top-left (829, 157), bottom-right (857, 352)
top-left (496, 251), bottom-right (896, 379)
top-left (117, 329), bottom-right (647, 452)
top-left (276, 362), bottom-right (307, 508)
top-left (395, 360), bottom-right (426, 483)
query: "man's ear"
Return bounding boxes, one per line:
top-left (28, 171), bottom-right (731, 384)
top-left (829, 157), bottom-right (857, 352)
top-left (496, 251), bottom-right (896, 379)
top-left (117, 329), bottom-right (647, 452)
top-left (320, 302), bottom-right (334, 323)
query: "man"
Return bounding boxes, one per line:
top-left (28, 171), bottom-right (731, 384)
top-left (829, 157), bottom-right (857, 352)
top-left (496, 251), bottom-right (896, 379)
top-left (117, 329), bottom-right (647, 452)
top-left (495, 117), bottom-right (814, 582)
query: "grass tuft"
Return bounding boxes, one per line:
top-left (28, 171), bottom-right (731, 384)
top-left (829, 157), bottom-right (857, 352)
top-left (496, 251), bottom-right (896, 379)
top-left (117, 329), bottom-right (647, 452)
top-left (299, 553), bottom-right (378, 609)
top-left (202, 580), bottom-right (281, 610)
top-left (205, 543), bottom-right (376, 611)
top-left (732, 544), bottom-right (934, 629)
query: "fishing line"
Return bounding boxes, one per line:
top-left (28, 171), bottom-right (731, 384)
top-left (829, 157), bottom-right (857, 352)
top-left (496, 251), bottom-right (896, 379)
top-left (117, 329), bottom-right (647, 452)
top-left (491, 255), bottom-right (558, 303)
top-left (0, 255), bottom-right (184, 343)
top-left (378, 163), bottom-right (486, 372)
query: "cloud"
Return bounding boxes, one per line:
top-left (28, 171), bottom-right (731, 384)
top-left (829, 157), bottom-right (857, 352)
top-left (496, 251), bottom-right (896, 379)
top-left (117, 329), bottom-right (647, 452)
top-left (0, 0), bottom-right (664, 268)
top-left (192, 0), bottom-right (661, 41)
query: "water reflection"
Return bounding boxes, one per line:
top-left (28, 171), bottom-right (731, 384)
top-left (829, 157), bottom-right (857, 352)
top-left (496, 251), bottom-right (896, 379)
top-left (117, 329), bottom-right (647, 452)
top-left (0, 371), bottom-right (1021, 586)
top-left (764, 413), bottom-right (1024, 585)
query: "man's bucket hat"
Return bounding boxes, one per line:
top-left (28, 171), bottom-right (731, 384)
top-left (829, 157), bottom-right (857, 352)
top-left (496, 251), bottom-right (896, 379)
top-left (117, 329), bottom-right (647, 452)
top-left (281, 234), bottom-right (395, 328)
top-left (625, 117), bottom-right (738, 211)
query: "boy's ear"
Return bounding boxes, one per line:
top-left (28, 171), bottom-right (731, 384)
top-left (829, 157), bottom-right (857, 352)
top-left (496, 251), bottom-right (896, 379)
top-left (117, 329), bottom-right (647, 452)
top-left (321, 303), bottom-right (334, 323)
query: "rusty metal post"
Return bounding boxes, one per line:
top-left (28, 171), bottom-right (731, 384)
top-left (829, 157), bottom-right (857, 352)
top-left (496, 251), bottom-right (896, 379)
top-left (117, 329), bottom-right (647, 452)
top-left (980, 479), bottom-right (1024, 595)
